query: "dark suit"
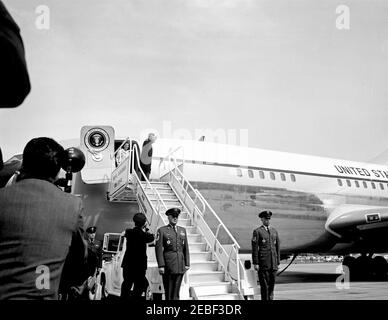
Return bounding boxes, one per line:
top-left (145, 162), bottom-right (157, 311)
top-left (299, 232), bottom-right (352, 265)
top-left (251, 225), bottom-right (280, 300)
top-left (0, 178), bottom-right (85, 299)
top-left (0, 1), bottom-right (31, 108)
top-left (121, 227), bottom-right (154, 299)
top-left (155, 224), bottom-right (190, 300)
top-left (140, 139), bottom-right (153, 181)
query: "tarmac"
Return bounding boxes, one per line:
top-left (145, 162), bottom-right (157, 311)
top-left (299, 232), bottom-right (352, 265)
top-left (258, 262), bottom-right (388, 300)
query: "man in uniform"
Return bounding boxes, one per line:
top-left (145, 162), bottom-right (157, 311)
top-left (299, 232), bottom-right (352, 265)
top-left (85, 226), bottom-right (101, 278)
top-left (251, 210), bottom-right (280, 300)
top-left (155, 208), bottom-right (190, 300)
top-left (121, 213), bottom-right (154, 300)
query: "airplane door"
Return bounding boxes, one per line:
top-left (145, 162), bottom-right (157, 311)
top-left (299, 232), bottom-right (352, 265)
top-left (80, 126), bottom-right (115, 184)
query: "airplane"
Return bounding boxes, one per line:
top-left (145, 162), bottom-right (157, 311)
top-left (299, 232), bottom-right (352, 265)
top-left (2, 125), bottom-right (388, 283)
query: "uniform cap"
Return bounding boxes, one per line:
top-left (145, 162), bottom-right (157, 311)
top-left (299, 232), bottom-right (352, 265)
top-left (165, 207), bottom-right (181, 217)
top-left (133, 212), bottom-right (147, 226)
top-left (258, 210), bottom-right (272, 219)
top-left (86, 226), bottom-right (97, 233)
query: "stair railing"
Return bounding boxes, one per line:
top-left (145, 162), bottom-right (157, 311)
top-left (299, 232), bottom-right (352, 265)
top-left (129, 144), bottom-right (169, 230)
top-left (160, 146), bottom-right (243, 293)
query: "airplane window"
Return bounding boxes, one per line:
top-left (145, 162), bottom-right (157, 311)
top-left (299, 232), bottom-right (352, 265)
top-left (290, 174), bottom-right (296, 182)
top-left (346, 180), bottom-right (351, 187)
top-left (337, 179), bottom-right (343, 186)
top-left (380, 183), bottom-right (384, 190)
top-left (248, 170), bottom-right (254, 178)
top-left (363, 181), bottom-right (367, 188)
top-left (355, 181), bottom-right (360, 188)
top-left (259, 171), bottom-right (265, 179)
top-left (237, 168), bottom-right (243, 177)
top-left (270, 172), bottom-right (275, 180)
top-left (371, 182), bottom-right (376, 189)
top-left (280, 173), bottom-right (286, 181)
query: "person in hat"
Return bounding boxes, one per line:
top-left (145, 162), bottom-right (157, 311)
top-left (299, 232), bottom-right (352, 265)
top-left (121, 212), bottom-right (154, 300)
top-left (61, 226), bottom-right (101, 300)
top-left (155, 207), bottom-right (190, 300)
top-left (251, 210), bottom-right (280, 300)
top-left (84, 226), bottom-right (101, 279)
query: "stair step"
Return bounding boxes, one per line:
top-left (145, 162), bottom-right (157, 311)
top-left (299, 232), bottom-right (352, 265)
top-left (190, 252), bottom-right (213, 262)
top-left (151, 199), bottom-right (181, 205)
top-left (185, 226), bottom-right (198, 235)
top-left (198, 294), bottom-right (241, 300)
top-left (191, 283), bottom-right (233, 296)
top-left (188, 271), bottom-right (225, 283)
top-left (189, 242), bottom-right (207, 251)
top-left (148, 194), bottom-right (178, 200)
top-left (187, 234), bottom-right (202, 242)
top-left (151, 184), bottom-right (172, 189)
top-left (163, 205), bottom-right (185, 211)
top-left (177, 218), bottom-right (192, 227)
top-left (189, 261), bottom-right (218, 272)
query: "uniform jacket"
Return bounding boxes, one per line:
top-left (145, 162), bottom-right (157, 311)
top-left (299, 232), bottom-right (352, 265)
top-left (0, 178), bottom-right (85, 299)
top-left (121, 227), bottom-right (154, 271)
top-left (155, 224), bottom-right (190, 274)
top-left (84, 240), bottom-right (102, 277)
top-left (251, 225), bottom-right (280, 271)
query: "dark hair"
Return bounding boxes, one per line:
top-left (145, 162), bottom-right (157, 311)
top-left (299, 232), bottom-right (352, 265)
top-left (133, 212), bottom-right (146, 227)
top-left (19, 137), bottom-right (64, 181)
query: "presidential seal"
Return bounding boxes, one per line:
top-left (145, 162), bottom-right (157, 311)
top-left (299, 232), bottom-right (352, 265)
top-left (84, 128), bottom-right (110, 152)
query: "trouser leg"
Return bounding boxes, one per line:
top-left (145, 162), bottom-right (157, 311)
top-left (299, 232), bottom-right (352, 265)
top-left (268, 270), bottom-right (277, 300)
top-left (162, 273), bottom-right (172, 300)
top-left (121, 269), bottom-right (134, 299)
top-left (172, 274), bottom-right (183, 300)
top-left (258, 269), bottom-right (269, 301)
top-left (132, 270), bottom-right (147, 299)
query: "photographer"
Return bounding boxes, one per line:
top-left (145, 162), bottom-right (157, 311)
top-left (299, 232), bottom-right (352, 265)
top-left (121, 213), bottom-right (154, 300)
top-left (0, 137), bottom-right (86, 299)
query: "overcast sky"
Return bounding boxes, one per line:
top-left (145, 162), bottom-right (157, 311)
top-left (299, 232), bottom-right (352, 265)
top-left (1, 0), bottom-right (388, 163)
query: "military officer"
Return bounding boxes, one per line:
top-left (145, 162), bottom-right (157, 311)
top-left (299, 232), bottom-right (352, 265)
top-left (155, 208), bottom-right (190, 300)
top-left (85, 226), bottom-right (102, 278)
top-left (251, 210), bottom-right (280, 300)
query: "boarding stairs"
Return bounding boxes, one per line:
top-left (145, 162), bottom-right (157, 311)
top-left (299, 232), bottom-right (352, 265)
top-left (108, 142), bottom-right (254, 300)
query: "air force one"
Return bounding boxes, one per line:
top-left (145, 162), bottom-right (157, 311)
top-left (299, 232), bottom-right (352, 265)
top-left (2, 125), bottom-right (388, 298)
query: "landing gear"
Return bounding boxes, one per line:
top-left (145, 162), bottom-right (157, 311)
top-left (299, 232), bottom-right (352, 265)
top-left (372, 256), bottom-right (388, 279)
top-left (342, 254), bottom-right (388, 281)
